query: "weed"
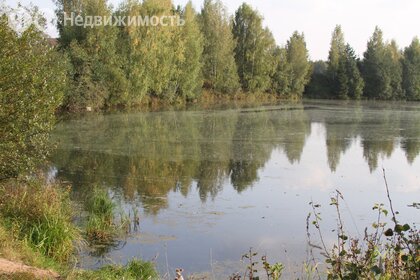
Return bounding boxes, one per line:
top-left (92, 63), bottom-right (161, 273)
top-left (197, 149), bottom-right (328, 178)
top-left (85, 188), bottom-right (117, 244)
top-left (306, 171), bottom-right (419, 279)
top-left (0, 179), bottom-right (79, 262)
top-left (231, 248), bottom-right (283, 280)
top-left (68, 259), bottom-right (159, 280)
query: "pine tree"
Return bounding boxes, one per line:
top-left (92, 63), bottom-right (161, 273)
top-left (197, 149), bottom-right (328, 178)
top-left (333, 44), bottom-right (364, 99)
top-left (402, 37), bottom-right (420, 100)
top-left (232, 3), bottom-right (277, 92)
top-left (336, 56), bottom-right (349, 99)
top-left (362, 28), bottom-right (404, 100)
top-left (344, 45), bottom-right (364, 99)
top-left (199, 0), bottom-right (239, 94)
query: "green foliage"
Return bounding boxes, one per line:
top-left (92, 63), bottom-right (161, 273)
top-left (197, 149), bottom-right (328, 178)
top-left (328, 25), bottom-right (346, 77)
top-left (402, 37), bottom-right (420, 101)
top-left (326, 26), bottom-right (364, 99)
top-left (304, 60), bottom-right (331, 98)
top-left (200, 0), bottom-right (240, 93)
top-left (308, 190), bottom-right (419, 280)
top-left (271, 48), bottom-right (292, 96)
top-left (233, 3), bottom-right (277, 93)
top-left (51, 1), bottom-right (419, 106)
top-left (230, 249), bottom-right (284, 280)
top-left (178, 2), bottom-right (204, 100)
top-left (335, 45), bottom-right (364, 99)
top-left (271, 32), bottom-right (311, 99)
top-left (285, 32), bottom-right (311, 97)
top-left (386, 40), bottom-right (404, 99)
top-left (85, 188), bottom-right (118, 244)
top-left (56, 0), bottom-right (127, 111)
top-left (0, 13), bottom-right (67, 179)
top-left (69, 259), bottom-right (159, 280)
top-left (362, 27), bottom-right (403, 100)
top-left (262, 256), bottom-right (284, 280)
top-left (129, 0), bottom-right (183, 101)
top-left (0, 179), bottom-right (79, 262)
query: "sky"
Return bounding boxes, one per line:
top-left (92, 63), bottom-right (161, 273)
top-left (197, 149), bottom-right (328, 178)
top-left (4, 0), bottom-right (420, 60)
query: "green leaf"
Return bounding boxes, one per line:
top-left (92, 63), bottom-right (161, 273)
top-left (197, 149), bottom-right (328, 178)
top-left (402, 224), bottom-right (411, 232)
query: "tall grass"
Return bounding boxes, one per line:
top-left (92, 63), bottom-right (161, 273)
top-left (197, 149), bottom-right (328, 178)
top-left (85, 188), bottom-right (119, 244)
top-left (68, 259), bottom-right (159, 280)
top-left (0, 180), bottom-right (159, 279)
top-left (0, 179), bottom-right (79, 262)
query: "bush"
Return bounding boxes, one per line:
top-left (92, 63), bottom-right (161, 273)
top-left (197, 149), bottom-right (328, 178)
top-left (0, 11), bottom-right (68, 180)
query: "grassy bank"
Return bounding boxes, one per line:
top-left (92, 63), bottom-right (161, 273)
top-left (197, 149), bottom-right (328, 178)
top-left (0, 179), bottom-right (159, 279)
top-left (64, 90), bottom-right (297, 114)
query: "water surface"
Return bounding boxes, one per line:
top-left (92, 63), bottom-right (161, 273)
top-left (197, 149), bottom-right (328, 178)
top-left (51, 100), bottom-right (420, 278)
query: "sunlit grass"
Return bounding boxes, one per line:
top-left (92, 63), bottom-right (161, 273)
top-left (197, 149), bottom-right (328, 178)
top-left (68, 259), bottom-right (159, 280)
top-left (0, 179), bottom-right (79, 263)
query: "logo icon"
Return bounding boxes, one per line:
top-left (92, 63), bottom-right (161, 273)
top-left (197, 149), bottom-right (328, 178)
top-left (5, 5), bottom-right (43, 34)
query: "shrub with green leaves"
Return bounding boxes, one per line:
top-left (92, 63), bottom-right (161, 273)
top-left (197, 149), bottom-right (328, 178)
top-left (0, 12), bottom-right (67, 179)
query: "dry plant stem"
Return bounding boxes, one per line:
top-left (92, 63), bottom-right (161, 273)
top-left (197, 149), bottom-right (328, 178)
top-left (310, 199), bottom-right (330, 259)
top-left (306, 213), bottom-right (322, 280)
top-left (382, 168), bottom-right (414, 256)
top-left (333, 190), bottom-right (345, 278)
top-left (382, 168), bottom-right (397, 225)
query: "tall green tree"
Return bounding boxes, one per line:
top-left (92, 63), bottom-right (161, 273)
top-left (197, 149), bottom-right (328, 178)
top-left (0, 13), bottom-right (67, 179)
top-left (178, 2), bottom-right (204, 100)
top-left (362, 27), bottom-right (402, 100)
top-left (232, 3), bottom-right (277, 92)
top-left (199, 0), bottom-right (239, 93)
top-left (362, 27), bottom-right (388, 99)
top-left (402, 37), bottom-right (420, 100)
top-left (271, 47), bottom-right (292, 96)
top-left (386, 40), bottom-right (403, 99)
top-left (285, 31), bottom-right (311, 97)
top-left (327, 25), bottom-right (346, 79)
top-left (326, 26), bottom-right (363, 99)
top-left (334, 45), bottom-right (364, 99)
top-left (327, 25), bottom-right (346, 98)
top-left (56, 0), bottom-right (126, 110)
top-left (125, 0), bottom-right (183, 101)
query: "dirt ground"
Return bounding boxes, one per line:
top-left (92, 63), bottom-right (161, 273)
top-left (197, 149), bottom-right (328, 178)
top-left (0, 258), bottom-right (59, 279)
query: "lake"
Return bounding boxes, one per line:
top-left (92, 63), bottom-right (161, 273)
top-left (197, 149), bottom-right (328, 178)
top-left (50, 100), bottom-right (420, 278)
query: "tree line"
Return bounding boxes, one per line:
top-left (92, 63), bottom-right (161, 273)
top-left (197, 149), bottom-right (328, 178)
top-left (305, 25), bottom-right (420, 100)
top-left (54, 0), bottom-right (312, 111)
